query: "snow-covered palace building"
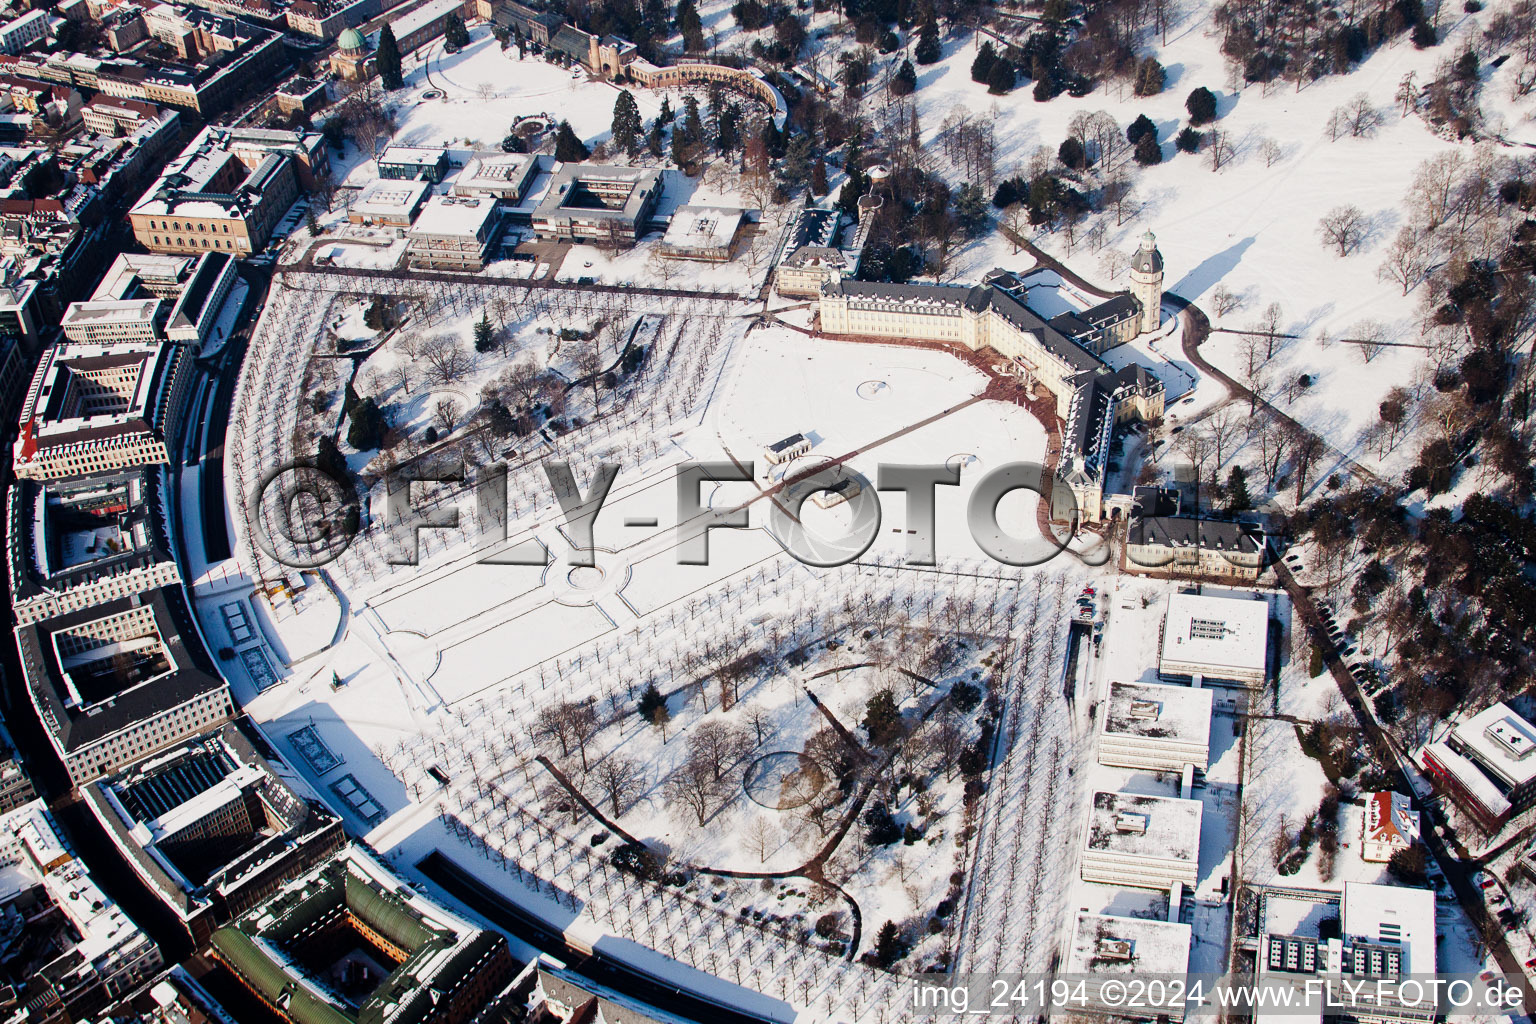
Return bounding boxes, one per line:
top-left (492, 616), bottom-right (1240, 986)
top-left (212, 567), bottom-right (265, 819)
top-left (815, 232), bottom-right (1168, 523)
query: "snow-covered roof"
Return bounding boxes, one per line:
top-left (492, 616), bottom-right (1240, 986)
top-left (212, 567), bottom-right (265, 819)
top-left (1158, 590), bottom-right (1269, 679)
top-left (1422, 740), bottom-right (1512, 819)
top-left (408, 194), bottom-right (497, 238)
top-left (352, 178), bottom-right (429, 218)
top-left (1066, 912), bottom-right (1192, 975)
top-left (1084, 790), bottom-right (1202, 863)
top-left (1450, 702), bottom-right (1536, 789)
top-left (378, 145), bottom-right (448, 168)
top-left (451, 152), bottom-right (537, 199)
top-left (1340, 882), bottom-right (1436, 974)
top-left (660, 205), bottom-right (743, 252)
top-left (60, 298), bottom-right (161, 332)
top-left (1102, 681), bottom-right (1212, 743)
top-left (1364, 791), bottom-right (1419, 849)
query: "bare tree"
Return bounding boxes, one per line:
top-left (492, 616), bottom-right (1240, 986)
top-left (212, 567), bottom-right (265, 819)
top-left (1395, 71), bottom-right (1418, 117)
top-left (1318, 205), bottom-right (1367, 256)
top-left (591, 755), bottom-right (646, 815)
top-left (1377, 225), bottom-right (1431, 295)
top-left (1209, 284), bottom-right (1241, 317)
top-left (1099, 249), bottom-right (1129, 282)
top-left (1208, 129), bottom-right (1235, 171)
top-left (689, 721), bottom-right (749, 783)
top-left (1408, 151), bottom-right (1465, 229)
top-left (1350, 319), bottom-right (1387, 363)
top-left (1289, 425), bottom-right (1326, 504)
top-left (745, 817), bottom-right (778, 863)
top-left (433, 397), bottom-right (461, 435)
top-left (1256, 301), bottom-right (1285, 359)
top-left (1102, 173), bottom-right (1135, 225)
top-left (665, 754), bottom-right (720, 826)
top-left (1258, 137), bottom-right (1283, 167)
top-left (421, 335), bottom-right (471, 384)
top-left (1345, 93), bottom-right (1382, 137)
top-left (1205, 404), bottom-right (1239, 466)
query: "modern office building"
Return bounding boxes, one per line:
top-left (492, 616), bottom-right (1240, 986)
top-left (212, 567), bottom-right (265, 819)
top-left (1079, 789), bottom-right (1202, 890)
top-left (85, 723), bottom-right (345, 945)
top-left (1157, 590), bottom-right (1271, 688)
top-left (15, 585), bottom-right (234, 784)
top-left (1098, 680), bottom-right (1213, 774)
top-left (13, 337), bottom-right (192, 480)
top-left (210, 845), bottom-right (516, 1024)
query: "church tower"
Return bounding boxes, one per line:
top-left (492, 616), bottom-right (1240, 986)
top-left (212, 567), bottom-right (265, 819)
top-left (1128, 229), bottom-right (1164, 334)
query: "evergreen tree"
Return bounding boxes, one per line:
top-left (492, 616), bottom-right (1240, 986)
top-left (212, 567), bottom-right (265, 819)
top-left (647, 118), bottom-right (665, 157)
top-left (1133, 56), bottom-right (1165, 96)
top-left (1226, 465), bottom-right (1252, 511)
top-left (1185, 85), bottom-right (1218, 125)
top-left (954, 182), bottom-right (988, 235)
top-left (890, 57), bottom-right (917, 96)
top-left (443, 12), bottom-right (469, 50)
top-left (863, 688), bottom-right (904, 745)
top-left (473, 311), bottom-right (495, 353)
top-left (554, 120), bottom-right (590, 161)
top-left (1057, 136), bottom-right (1085, 169)
top-left (970, 40), bottom-right (996, 83)
top-left (676, 0), bottom-right (705, 50)
top-left (1133, 132), bottom-right (1162, 165)
top-left (810, 155), bottom-right (829, 195)
top-left (314, 435), bottom-right (349, 483)
top-left (1176, 126), bottom-right (1202, 152)
top-left (715, 101), bottom-right (741, 153)
top-left (986, 58), bottom-right (1013, 94)
top-left (914, 12), bottom-right (940, 63)
top-left (872, 922), bottom-right (907, 968)
top-left (1125, 113), bottom-right (1157, 145)
top-left (638, 683), bottom-right (671, 736)
top-left (347, 397), bottom-right (386, 451)
top-left (610, 90), bottom-right (643, 156)
top-left (375, 24), bottom-right (403, 89)
top-left (658, 95), bottom-right (673, 123)
top-left (682, 94), bottom-right (703, 145)
top-left (837, 166), bottom-right (865, 218)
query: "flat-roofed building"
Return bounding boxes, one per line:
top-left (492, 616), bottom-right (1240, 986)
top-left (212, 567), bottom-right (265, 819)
top-left (451, 151), bottom-right (538, 202)
top-left (1257, 882), bottom-right (1437, 1024)
top-left (1098, 680), bottom-right (1213, 773)
top-left (1447, 702), bottom-right (1536, 807)
top-left (530, 162), bottom-right (662, 248)
top-left (1421, 702), bottom-right (1536, 830)
top-left (6, 468), bottom-right (182, 626)
top-left (1080, 789), bottom-right (1202, 890)
top-left (1421, 740), bottom-right (1511, 832)
top-left (348, 177), bottom-right (430, 227)
top-left (378, 144), bottom-right (450, 182)
top-left (84, 723), bottom-right (345, 946)
top-left (407, 194), bottom-right (501, 271)
top-left (13, 338), bottom-right (192, 480)
top-left (15, 586), bottom-right (233, 784)
top-left (88, 250), bottom-right (238, 345)
top-left (1157, 590), bottom-right (1270, 688)
top-left (659, 205), bottom-right (744, 261)
top-left (1065, 912), bottom-right (1193, 1021)
top-left (60, 298), bottom-right (163, 343)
